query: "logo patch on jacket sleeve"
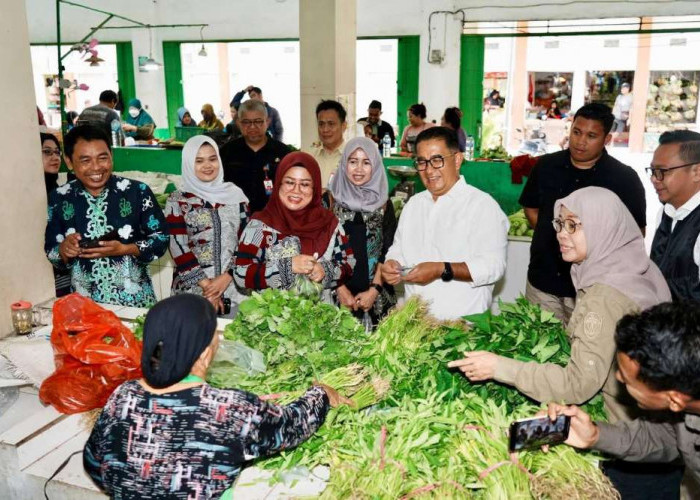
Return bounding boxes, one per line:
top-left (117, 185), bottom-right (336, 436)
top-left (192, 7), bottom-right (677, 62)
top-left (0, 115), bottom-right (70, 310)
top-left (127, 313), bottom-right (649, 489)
top-left (583, 312), bottom-right (603, 339)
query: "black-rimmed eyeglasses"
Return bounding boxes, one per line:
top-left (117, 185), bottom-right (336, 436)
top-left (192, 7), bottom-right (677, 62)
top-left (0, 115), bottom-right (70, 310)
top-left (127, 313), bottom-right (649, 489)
top-left (413, 153), bottom-right (456, 171)
top-left (645, 161), bottom-right (698, 181)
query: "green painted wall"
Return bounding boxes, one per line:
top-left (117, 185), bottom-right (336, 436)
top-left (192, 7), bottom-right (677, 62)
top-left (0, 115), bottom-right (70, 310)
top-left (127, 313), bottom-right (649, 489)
top-left (459, 35), bottom-right (485, 155)
top-left (397, 36), bottom-right (420, 140)
top-left (115, 42), bottom-right (135, 121)
top-left (162, 41), bottom-right (184, 137)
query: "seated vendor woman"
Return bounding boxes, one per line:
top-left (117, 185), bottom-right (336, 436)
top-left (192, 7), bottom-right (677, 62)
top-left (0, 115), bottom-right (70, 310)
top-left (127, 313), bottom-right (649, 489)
top-left (326, 137), bottom-right (397, 325)
top-left (122, 98), bottom-right (156, 140)
top-left (234, 151), bottom-right (355, 302)
top-left (83, 294), bottom-right (350, 499)
top-left (449, 187), bottom-right (671, 423)
top-left (166, 136), bottom-right (249, 316)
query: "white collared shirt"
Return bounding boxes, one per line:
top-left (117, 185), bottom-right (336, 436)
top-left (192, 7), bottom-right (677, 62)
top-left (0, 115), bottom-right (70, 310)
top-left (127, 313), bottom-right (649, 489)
top-left (655, 190), bottom-right (700, 278)
top-left (385, 177), bottom-right (509, 320)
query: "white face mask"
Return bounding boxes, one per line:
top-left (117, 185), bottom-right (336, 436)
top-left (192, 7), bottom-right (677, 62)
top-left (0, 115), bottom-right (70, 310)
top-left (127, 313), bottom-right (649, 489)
top-left (128, 108), bottom-right (139, 118)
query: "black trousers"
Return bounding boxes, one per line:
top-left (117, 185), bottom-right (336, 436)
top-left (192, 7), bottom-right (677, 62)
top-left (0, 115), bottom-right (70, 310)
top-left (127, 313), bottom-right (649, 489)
top-left (602, 460), bottom-right (684, 500)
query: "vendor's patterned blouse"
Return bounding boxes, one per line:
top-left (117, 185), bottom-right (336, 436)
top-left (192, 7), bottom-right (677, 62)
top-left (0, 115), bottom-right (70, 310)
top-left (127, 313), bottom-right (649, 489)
top-left (165, 191), bottom-right (249, 302)
top-left (44, 175), bottom-right (168, 307)
top-left (83, 381), bottom-right (329, 500)
top-left (233, 219), bottom-right (355, 296)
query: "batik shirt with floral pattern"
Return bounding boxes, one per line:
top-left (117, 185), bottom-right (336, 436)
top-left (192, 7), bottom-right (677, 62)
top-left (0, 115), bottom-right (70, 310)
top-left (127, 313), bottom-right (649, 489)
top-left (44, 175), bottom-right (168, 307)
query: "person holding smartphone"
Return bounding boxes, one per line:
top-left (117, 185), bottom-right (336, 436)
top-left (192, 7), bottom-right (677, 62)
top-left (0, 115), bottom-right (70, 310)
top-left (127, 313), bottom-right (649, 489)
top-left (449, 187), bottom-right (674, 496)
top-left (44, 125), bottom-right (168, 307)
top-left (545, 303), bottom-right (700, 497)
top-left (165, 136), bottom-right (249, 316)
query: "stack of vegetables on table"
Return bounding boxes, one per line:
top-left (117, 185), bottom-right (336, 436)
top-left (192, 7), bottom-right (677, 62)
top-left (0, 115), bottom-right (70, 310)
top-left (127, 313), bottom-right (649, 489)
top-left (206, 290), bottom-right (616, 499)
top-left (507, 209), bottom-right (534, 238)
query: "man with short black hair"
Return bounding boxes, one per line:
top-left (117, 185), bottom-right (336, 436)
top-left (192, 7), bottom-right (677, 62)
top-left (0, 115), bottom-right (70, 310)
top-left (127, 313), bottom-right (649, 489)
top-left (382, 127), bottom-right (508, 319)
top-left (44, 125), bottom-right (168, 307)
top-left (546, 302), bottom-right (700, 494)
top-left (77, 90), bottom-right (121, 140)
top-left (648, 130), bottom-right (700, 301)
top-left (231, 85), bottom-right (283, 142)
top-left (357, 100), bottom-right (395, 148)
top-left (220, 100), bottom-right (290, 213)
top-left (308, 99), bottom-right (348, 186)
top-left (519, 103), bottom-right (646, 323)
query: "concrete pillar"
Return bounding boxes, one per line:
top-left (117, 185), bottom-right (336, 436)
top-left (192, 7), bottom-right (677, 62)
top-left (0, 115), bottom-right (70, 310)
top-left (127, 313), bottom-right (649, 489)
top-left (0, 0), bottom-right (55, 334)
top-left (131, 29), bottom-right (168, 127)
top-left (217, 43), bottom-right (231, 119)
top-left (507, 22), bottom-right (529, 149)
top-left (299, 0), bottom-right (356, 149)
top-left (629, 17), bottom-right (653, 153)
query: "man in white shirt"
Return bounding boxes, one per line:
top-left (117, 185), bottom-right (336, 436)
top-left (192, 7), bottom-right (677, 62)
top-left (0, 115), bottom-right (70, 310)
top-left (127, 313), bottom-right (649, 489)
top-left (648, 131), bottom-right (700, 301)
top-left (382, 127), bottom-right (508, 320)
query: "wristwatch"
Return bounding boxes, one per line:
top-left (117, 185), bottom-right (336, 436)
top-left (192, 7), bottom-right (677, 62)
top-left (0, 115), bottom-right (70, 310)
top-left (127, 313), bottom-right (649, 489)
top-left (441, 262), bottom-right (454, 282)
top-left (370, 283), bottom-right (384, 294)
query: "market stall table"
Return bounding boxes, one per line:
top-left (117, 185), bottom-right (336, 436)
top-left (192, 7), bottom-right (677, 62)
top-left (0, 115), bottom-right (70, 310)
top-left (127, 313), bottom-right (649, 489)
top-left (0, 307), bottom-right (329, 499)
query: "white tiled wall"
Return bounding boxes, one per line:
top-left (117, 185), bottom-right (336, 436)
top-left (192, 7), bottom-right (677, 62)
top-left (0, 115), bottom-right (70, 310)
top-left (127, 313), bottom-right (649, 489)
top-left (148, 254), bottom-right (174, 302)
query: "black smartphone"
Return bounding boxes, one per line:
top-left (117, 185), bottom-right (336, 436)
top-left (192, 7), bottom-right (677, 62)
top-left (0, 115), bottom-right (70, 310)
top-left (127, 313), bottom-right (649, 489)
top-left (508, 414), bottom-right (570, 452)
top-left (79, 229), bottom-right (119, 249)
top-left (222, 298), bottom-right (231, 316)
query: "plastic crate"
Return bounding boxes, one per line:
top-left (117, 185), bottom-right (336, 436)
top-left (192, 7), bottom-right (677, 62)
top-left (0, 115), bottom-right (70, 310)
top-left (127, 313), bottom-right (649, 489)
top-left (175, 127), bottom-right (207, 142)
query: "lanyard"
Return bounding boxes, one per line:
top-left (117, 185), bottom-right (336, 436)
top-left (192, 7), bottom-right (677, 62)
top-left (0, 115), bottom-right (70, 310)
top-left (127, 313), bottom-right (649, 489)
top-left (180, 374), bottom-right (205, 384)
top-left (262, 163), bottom-right (273, 196)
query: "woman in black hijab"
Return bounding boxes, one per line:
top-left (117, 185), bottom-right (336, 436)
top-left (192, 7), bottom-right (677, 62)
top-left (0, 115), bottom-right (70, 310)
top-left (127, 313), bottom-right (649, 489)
top-left (83, 294), bottom-right (348, 499)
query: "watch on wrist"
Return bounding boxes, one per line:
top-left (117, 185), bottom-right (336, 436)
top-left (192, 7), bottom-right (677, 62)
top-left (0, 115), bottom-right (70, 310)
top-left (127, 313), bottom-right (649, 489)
top-left (441, 262), bottom-right (454, 282)
top-left (370, 283), bottom-right (383, 294)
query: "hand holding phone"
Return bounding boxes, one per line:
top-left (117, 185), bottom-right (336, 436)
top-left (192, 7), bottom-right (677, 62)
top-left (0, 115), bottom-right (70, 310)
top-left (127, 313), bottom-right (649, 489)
top-left (509, 414), bottom-right (570, 452)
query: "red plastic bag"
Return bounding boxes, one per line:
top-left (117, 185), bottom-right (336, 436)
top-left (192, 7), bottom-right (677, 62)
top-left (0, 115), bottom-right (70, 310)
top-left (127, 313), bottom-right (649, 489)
top-left (39, 293), bottom-right (143, 414)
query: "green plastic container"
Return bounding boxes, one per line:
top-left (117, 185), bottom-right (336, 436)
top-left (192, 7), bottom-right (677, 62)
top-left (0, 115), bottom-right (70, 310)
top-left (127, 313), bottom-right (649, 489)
top-left (175, 127), bottom-right (207, 142)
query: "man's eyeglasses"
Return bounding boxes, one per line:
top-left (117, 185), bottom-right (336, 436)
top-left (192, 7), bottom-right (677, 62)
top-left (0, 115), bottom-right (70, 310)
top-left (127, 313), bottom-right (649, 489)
top-left (42, 148), bottom-right (61, 158)
top-left (552, 218), bottom-right (583, 234)
top-left (240, 119), bottom-right (266, 128)
top-left (413, 153), bottom-right (456, 171)
top-left (645, 161), bottom-right (698, 181)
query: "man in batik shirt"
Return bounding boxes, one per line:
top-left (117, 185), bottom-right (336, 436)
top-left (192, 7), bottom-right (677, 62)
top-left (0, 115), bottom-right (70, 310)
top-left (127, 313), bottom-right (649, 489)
top-left (44, 125), bottom-right (168, 306)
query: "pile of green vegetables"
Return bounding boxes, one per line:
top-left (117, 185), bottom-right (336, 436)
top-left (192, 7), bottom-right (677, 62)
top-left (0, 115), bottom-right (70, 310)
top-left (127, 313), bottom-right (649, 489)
top-left (207, 290), bottom-right (615, 498)
top-left (508, 209), bottom-right (534, 238)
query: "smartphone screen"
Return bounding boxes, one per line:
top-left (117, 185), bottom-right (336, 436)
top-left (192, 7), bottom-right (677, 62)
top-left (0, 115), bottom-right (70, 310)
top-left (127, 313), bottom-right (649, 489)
top-left (508, 414), bottom-right (570, 452)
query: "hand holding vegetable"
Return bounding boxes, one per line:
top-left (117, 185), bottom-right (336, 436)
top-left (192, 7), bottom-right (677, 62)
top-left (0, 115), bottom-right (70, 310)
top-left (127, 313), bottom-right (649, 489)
top-left (355, 288), bottom-right (378, 311)
top-left (382, 260), bottom-right (402, 285)
top-left (292, 254), bottom-right (317, 275)
top-left (309, 262), bottom-right (325, 283)
top-left (403, 262), bottom-right (442, 285)
top-left (447, 351), bottom-right (501, 381)
top-left (546, 403), bottom-right (599, 449)
top-left (315, 382), bottom-right (355, 408)
top-left (336, 285), bottom-right (356, 309)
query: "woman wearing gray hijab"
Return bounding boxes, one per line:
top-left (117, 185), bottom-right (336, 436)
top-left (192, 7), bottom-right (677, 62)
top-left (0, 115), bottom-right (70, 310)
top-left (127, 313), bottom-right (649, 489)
top-left (327, 137), bottom-right (397, 326)
top-left (165, 136), bottom-right (249, 316)
top-left (450, 187), bottom-right (671, 425)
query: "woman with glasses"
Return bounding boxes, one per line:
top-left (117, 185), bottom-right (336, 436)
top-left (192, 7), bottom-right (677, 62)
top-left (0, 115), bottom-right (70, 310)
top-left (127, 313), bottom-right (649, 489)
top-left (41, 132), bottom-right (62, 195)
top-left (326, 137), bottom-right (397, 326)
top-left (234, 152), bottom-right (354, 302)
top-left (40, 133), bottom-right (72, 296)
top-left (450, 187), bottom-right (670, 425)
top-left (165, 136), bottom-right (249, 317)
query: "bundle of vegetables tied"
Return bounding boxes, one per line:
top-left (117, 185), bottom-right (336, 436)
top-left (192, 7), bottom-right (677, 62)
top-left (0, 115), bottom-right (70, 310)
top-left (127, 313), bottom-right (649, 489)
top-left (204, 290), bottom-right (616, 499)
top-left (507, 209), bottom-right (534, 238)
